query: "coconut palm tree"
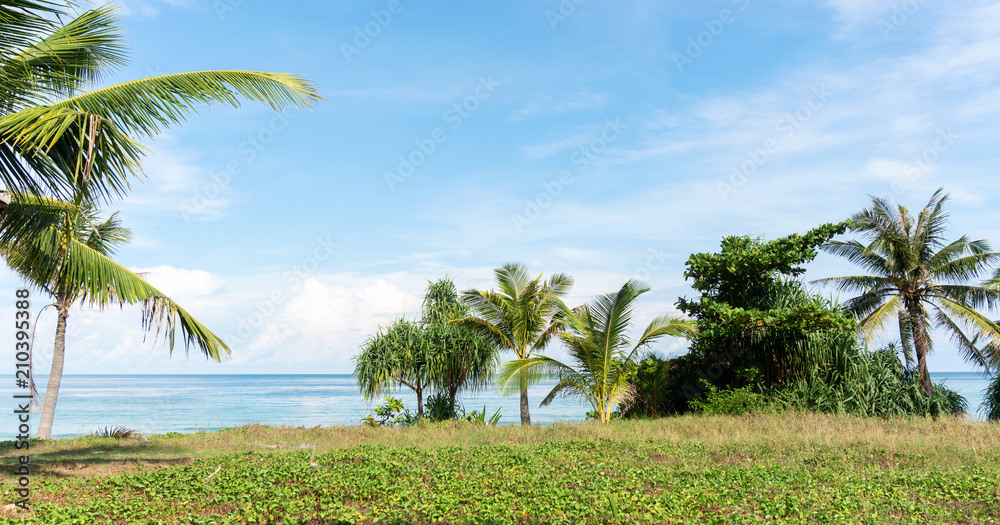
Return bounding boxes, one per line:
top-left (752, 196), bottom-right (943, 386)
top-left (816, 189), bottom-right (1000, 395)
top-left (0, 192), bottom-right (228, 439)
top-left (496, 281), bottom-right (696, 423)
top-left (0, 2), bottom-right (321, 203)
top-left (452, 263), bottom-right (573, 425)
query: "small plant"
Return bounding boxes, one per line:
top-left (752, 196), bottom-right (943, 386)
top-left (93, 426), bottom-right (141, 439)
top-left (425, 392), bottom-right (455, 422)
top-left (361, 396), bottom-right (411, 427)
top-left (460, 405), bottom-right (502, 425)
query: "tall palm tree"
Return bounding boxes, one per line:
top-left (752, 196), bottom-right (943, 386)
top-left (452, 263), bottom-right (573, 425)
top-left (816, 189), bottom-right (1000, 395)
top-left (1, 2), bottom-right (321, 203)
top-left (0, 192), bottom-right (228, 438)
top-left (496, 281), bottom-right (696, 423)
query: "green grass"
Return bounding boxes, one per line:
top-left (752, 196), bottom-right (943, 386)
top-left (2, 412), bottom-right (999, 524)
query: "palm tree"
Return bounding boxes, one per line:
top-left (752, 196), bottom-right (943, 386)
top-left (0, 192), bottom-right (228, 439)
top-left (0, 2), bottom-right (321, 203)
top-left (496, 281), bottom-right (696, 423)
top-left (453, 263), bottom-right (573, 425)
top-left (816, 189), bottom-right (1000, 395)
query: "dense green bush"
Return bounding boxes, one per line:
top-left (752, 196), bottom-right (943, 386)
top-left (689, 385), bottom-right (773, 415)
top-left (777, 348), bottom-right (967, 418)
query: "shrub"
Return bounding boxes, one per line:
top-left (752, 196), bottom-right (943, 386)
top-left (689, 384), bottom-right (772, 415)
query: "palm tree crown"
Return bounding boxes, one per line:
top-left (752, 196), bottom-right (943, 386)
top-left (497, 280), bottom-right (696, 423)
top-left (816, 189), bottom-right (1000, 394)
top-left (453, 262), bottom-right (573, 425)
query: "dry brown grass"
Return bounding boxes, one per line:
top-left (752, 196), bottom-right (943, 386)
top-left (5, 410), bottom-right (997, 474)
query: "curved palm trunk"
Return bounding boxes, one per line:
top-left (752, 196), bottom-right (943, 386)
top-left (36, 302), bottom-right (68, 440)
top-left (906, 301), bottom-right (933, 396)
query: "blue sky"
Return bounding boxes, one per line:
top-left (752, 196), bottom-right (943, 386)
top-left (4, 0), bottom-right (1000, 375)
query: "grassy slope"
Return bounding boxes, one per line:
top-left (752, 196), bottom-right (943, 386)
top-left (1, 412), bottom-right (998, 524)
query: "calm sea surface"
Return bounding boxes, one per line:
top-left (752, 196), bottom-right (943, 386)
top-left (26, 372), bottom-right (993, 439)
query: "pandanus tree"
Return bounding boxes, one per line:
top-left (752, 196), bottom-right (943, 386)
top-left (497, 281), bottom-right (696, 423)
top-left (817, 190), bottom-right (1000, 395)
top-left (354, 278), bottom-right (497, 418)
top-left (421, 278), bottom-right (497, 417)
top-left (453, 263), bottom-right (573, 425)
top-left (0, 192), bottom-right (228, 439)
top-left (0, 1), bottom-right (321, 205)
top-left (355, 318), bottom-right (434, 416)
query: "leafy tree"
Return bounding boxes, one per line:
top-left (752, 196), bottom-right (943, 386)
top-left (676, 222), bottom-right (855, 397)
top-left (498, 281), bottom-right (696, 423)
top-left (354, 277), bottom-right (498, 418)
top-left (0, 193), bottom-right (227, 439)
top-left (0, 2), bottom-right (321, 203)
top-left (354, 318), bottom-right (434, 416)
top-left (421, 278), bottom-right (498, 417)
top-left (818, 190), bottom-right (1000, 395)
top-left (453, 263), bottom-right (573, 425)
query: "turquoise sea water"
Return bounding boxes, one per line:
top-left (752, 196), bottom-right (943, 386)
top-left (22, 372), bottom-right (993, 439)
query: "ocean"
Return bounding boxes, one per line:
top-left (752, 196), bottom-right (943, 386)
top-left (21, 372), bottom-right (994, 439)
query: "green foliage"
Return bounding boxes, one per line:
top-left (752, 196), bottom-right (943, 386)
top-left (361, 396), bottom-right (411, 427)
top-left (92, 426), bottom-right (141, 440)
top-left (354, 318), bottom-right (434, 415)
top-left (497, 281), bottom-right (696, 423)
top-left (777, 348), bottom-right (968, 418)
top-left (619, 355), bottom-right (675, 418)
top-left (689, 384), bottom-right (773, 415)
top-left (8, 435), bottom-right (1000, 523)
top-left (458, 405), bottom-right (502, 426)
top-left (820, 189), bottom-right (1000, 395)
top-left (982, 374), bottom-right (1000, 421)
top-left (454, 262), bottom-right (573, 424)
top-left (424, 392), bottom-right (455, 422)
top-left (0, 2), bottom-right (321, 201)
top-left (677, 223), bottom-right (855, 392)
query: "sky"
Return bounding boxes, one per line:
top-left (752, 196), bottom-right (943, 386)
top-left (4, 0), bottom-right (1000, 375)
